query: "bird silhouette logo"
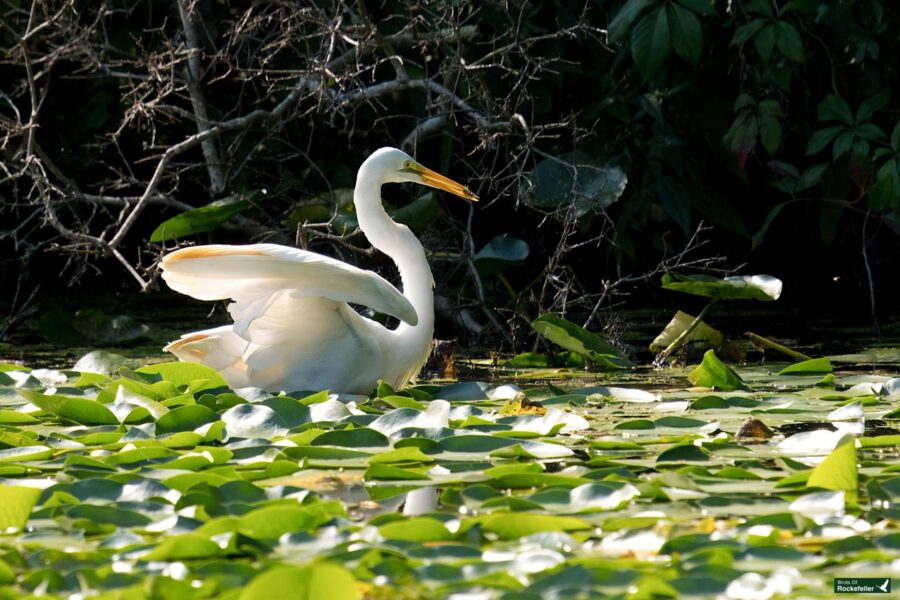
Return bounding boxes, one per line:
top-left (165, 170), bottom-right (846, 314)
top-left (877, 579), bottom-right (890, 592)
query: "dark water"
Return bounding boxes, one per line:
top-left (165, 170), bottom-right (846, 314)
top-left (2, 292), bottom-right (898, 377)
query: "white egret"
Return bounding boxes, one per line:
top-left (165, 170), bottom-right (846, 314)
top-left (160, 147), bottom-right (478, 394)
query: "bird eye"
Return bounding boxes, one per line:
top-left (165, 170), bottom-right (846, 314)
top-left (404, 161), bottom-right (412, 169)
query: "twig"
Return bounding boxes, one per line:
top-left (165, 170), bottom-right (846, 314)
top-left (177, 0), bottom-right (226, 193)
top-left (861, 210), bottom-right (881, 336)
top-left (745, 332), bottom-right (812, 361)
top-left (464, 203), bottom-right (509, 338)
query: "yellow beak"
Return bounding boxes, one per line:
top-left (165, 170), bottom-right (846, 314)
top-left (410, 163), bottom-right (479, 202)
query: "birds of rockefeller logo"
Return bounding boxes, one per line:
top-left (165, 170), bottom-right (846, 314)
top-left (834, 578), bottom-right (891, 594)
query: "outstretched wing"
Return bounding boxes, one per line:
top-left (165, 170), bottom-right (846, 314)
top-left (160, 243), bottom-right (417, 328)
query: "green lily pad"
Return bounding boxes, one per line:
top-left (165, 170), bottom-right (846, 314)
top-left (531, 313), bottom-right (632, 369)
top-left (473, 235), bottom-right (529, 274)
top-left (688, 350), bottom-right (749, 391)
top-left (778, 357), bottom-right (833, 375)
top-left (807, 436), bottom-right (858, 504)
top-left (19, 390), bottom-right (119, 425)
top-left (661, 273), bottom-right (783, 301)
top-left (0, 485), bottom-right (41, 530)
top-left (239, 564), bottom-right (359, 600)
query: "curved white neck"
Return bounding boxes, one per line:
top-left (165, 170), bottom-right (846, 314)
top-left (353, 161), bottom-right (434, 341)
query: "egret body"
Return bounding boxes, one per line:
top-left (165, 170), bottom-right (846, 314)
top-left (161, 147), bottom-right (477, 394)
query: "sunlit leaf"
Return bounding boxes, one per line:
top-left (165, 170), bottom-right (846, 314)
top-left (661, 273), bottom-right (782, 301)
top-left (151, 196), bottom-right (248, 242)
top-left (240, 564), bottom-right (359, 600)
top-left (688, 350), bottom-right (748, 391)
top-left (0, 485), bottom-right (41, 530)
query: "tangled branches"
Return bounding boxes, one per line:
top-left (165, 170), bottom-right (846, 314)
top-left (0, 0), bottom-right (715, 346)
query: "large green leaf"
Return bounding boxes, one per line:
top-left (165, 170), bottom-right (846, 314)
top-left (807, 437), bottom-right (858, 504)
top-left (0, 485), bottom-right (41, 530)
top-left (778, 357), bottom-right (832, 375)
top-left (19, 389), bottom-right (119, 425)
top-left (631, 6), bottom-right (670, 79)
top-left (476, 513), bottom-right (591, 539)
top-left (608, 0), bottom-right (654, 42)
top-left (526, 154), bottom-right (627, 218)
top-left (474, 234), bottom-right (529, 274)
top-left (155, 404), bottom-right (220, 435)
top-left (667, 3), bottom-right (702, 64)
top-left (240, 564), bottom-right (359, 600)
top-left (661, 273), bottom-right (782, 301)
top-left (688, 350), bottom-right (748, 391)
top-left (649, 310), bottom-right (724, 353)
top-left (136, 362), bottom-right (228, 391)
top-left (531, 314), bottom-right (632, 369)
top-left (150, 197), bottom-right (248, 242)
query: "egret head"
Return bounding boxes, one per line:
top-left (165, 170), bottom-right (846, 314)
top-left (373, 147), bottom-right (478, 202)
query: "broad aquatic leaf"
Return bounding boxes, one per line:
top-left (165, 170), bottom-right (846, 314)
top-left (473, 235), bottom-right (529, 274)
top-left (151, 197), bottom-right (248, 242)
top-left (688, 350), bottom-right (748, 391)
top-left (73, 350), bottom-right (138, 376)
top-left (221, 404), bottom-right (289, 439)
top-left (650, 310), bottom-right (724, 353)
top-left (379, 517), bottom-right (453, 542)
top-left (19, 390), bottom-right (119, 425)
top-left (532, 314), bottom-right (631, 369)
top-left (526, 154), bottom-right (627, 218)
top-left (477, 513), bottom-right (591, 539)
top-left (0, 485), bottom-right (41, 530)
top-left (778, 357), bottom-right (832, 375)
top-left (240, 564), bottom-right (359, 600)
top-left (155, 404), bottom-right (220, 435)
top-left (136, 362), bottom-right (228, 391)
top-left (807, 437), bottom-right (858, 504)
top-left (661, 273), bottom-right (782, 301)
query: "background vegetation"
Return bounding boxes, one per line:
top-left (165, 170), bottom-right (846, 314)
top-left (2, 0), bottom-right (898, 348)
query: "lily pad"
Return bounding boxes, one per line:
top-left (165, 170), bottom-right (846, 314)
top-left (688, 350), bottom-right (749, 391)
top-left (531, 313), bottom-right (632, 369)
top-left (473, 235), bottom-right (529, 274)
top-left (661, 273), bottom-right (783, 301)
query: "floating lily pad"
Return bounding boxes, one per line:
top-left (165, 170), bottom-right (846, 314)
top-left (688, 350), bottom-right (749, 391)
top-left (661, 273), bottom-right (783, 301)
top-left (531, 313), bottom-right (632, 369)
top-left (473, 234), bottom-right (529, 274)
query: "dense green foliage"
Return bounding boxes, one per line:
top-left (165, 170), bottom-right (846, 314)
top-left (0, 353), bottom-right (898, 597)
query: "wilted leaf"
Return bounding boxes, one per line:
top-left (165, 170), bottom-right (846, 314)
top-left (650, 310), bottom-right (724, 353)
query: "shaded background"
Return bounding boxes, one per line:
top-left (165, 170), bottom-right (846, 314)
top-left (2, 0), bottom-right (898, 358)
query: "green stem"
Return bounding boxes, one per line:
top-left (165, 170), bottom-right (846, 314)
top-left (745, 332), bottom-right (812, 361)
top-left (655, 298), bottom-right (717, 366)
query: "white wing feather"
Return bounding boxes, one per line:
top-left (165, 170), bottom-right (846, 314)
top-left (160, 243), bottom-right (417, 326)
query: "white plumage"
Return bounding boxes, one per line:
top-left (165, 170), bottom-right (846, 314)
top-left (161, 147), bottom-right (477, 394)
